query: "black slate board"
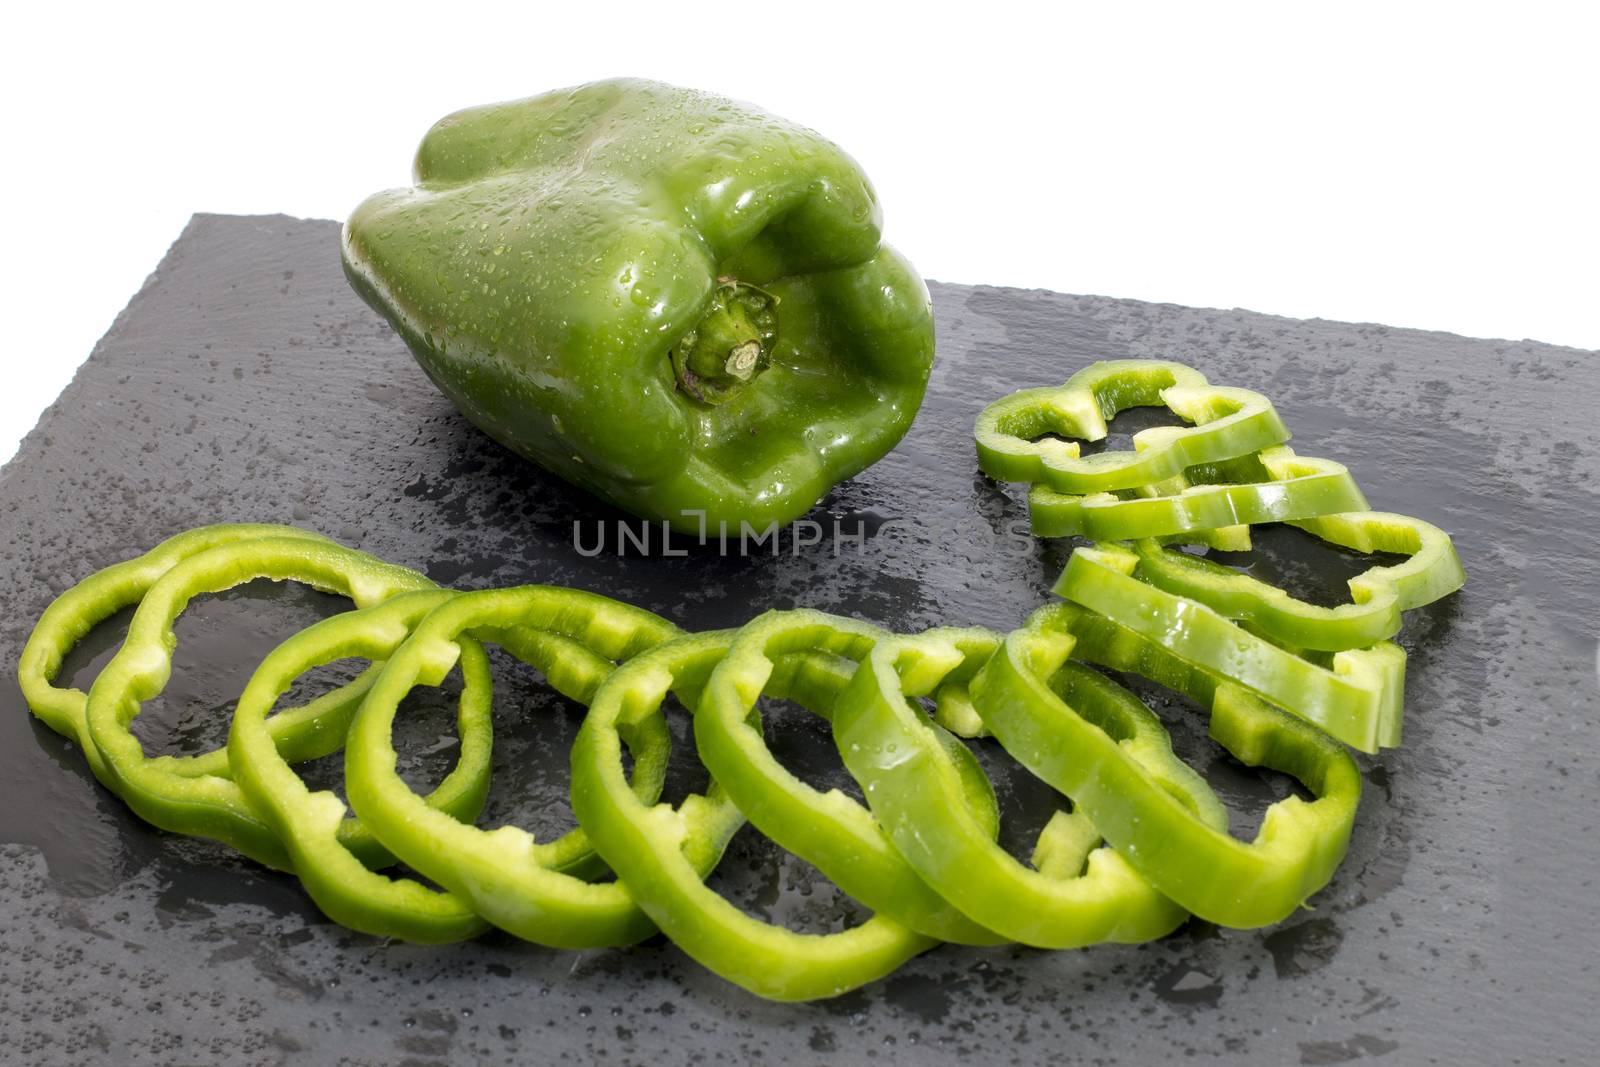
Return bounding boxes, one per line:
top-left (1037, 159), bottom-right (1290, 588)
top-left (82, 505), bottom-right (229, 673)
top-left (2, 214), bottom-right (1596, 1067)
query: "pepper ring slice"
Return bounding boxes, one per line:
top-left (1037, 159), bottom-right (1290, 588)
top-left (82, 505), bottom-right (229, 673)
top-left (80, 536), bottom-right (467, 870)
top-left (969, 602), bottom-right (1363, 927)
top-left (1055, 543), bottom-right (1405, 752)
top-left (20, 523), bottom-right (336, 778)
top-left (1128, 510), bottom-right (1466, 652)
top-left (833, 626), bottom-right (1219, 948)
top-left (1029, 445), bottom-right (1369, 541)
top-left (975, 359), bottom-right (1289, 493)
top-left (573, 628), bottom-right (934, 1002)
top-left (343, 585), bottom-right (681, 949)
top-left (694, 609), bottom-right (1006, 945)
top-left (228, 589), bottom-right (493, 941)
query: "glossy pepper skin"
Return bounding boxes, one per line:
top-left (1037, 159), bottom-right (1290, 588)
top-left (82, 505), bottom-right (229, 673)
top-left (343, 79), bottom-right (935, 532)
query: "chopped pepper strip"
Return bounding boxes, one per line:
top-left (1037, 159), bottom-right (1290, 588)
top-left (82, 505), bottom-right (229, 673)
top-left (832, 626), bottom-right (1217, 949)
top-left (694, 609), bottom-right (1006, 945)
top-left (1129, 511), bottom-right (1466, 651)
top-left (572, 628), bottom-right (933, 1002)
top-left (969, 601), bottom-right (1362, 926)
top-left (343, 586), bottom-right (683, 948)
top-left (1055, 543), bottom-right (1406, 751)
top-left (1028, 445), bottom-right (1370, 541)
top-left (80, 536), bottom-right (464, 870)
top-left (18, 523), bottom-right (336, 777)
top-left (974, 359), bottom-right (1290, 493)
top-left (227, 589), bottom-right (493, 942)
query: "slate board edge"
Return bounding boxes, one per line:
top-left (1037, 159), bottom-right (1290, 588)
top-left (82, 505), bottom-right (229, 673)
top-left (2, 212), bottom-right (1596, 1067)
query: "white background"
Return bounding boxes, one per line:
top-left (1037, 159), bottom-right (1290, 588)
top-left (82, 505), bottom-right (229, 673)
top-left (2, 1), bottom-right (1594, 465)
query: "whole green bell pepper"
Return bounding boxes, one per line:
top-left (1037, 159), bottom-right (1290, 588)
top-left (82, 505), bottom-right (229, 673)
top-left (343, 79), bottom-right (935, 532)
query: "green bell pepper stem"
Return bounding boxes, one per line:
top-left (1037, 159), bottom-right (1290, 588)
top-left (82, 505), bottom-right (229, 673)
top-left (227, 590), bottom-right (493, 942)
top-left (18, 523), bottom-right (335, 776)
top-left (81, 536), bottom-right (456, 870)
top-left (974, 360), bottom-right (1290, 493)
top-left (344, 78), bottom-right (936, 533)
top-left (572, 629), bottom-right (933, 1002)
top-left (343, 586), bottom-right (682, 949)
top-left (1129, 510), bottom-right (1466, 652)
top-left (669, 279), bottom-right (780, 405)
top-left (1029, 445), bottom-right (1370, 540)
top-left (694, 609), bottom-right (1006, 945)
top-left (1055, 543), bottom-right (1406, 752)
top-left (969, 601), bottom-right (1362, 927)
top-left (832, 627), bottom-right (1214, 949)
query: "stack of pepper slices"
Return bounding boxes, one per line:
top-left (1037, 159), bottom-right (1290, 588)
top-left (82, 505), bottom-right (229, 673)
top-left (18, 359), bottom-right (1464, 1002)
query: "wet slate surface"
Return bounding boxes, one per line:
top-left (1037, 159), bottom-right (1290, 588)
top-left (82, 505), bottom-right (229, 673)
top-left (1, 213), bottom-right (1596, 1066)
